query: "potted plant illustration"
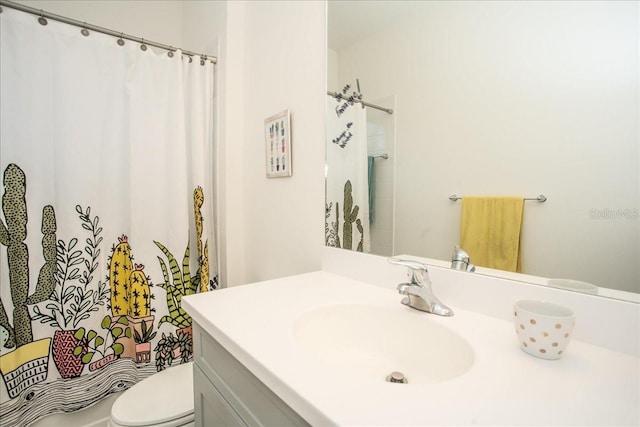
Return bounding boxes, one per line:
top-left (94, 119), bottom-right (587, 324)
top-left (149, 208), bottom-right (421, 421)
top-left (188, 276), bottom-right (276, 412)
top-left (30, 205), bottom-right (110, 379)
top-left (154, 240), bottom-right (199, 341)
top-left (107, 237), bottom-right (155, 360)
top-left (133, 320), bottom-right (156, 363)
top-left (73, 315), bottom-right (130, 371)
top-left (193, 186), bottom-right (213, 294)
top-left (152, 187), bottom-right (217, 346)
top-left (150, 187), bottom-right (216, 372)
top-left (0, 164), bottom-right (56, 396)
top-left (153, 329), bottom-right (193, 371)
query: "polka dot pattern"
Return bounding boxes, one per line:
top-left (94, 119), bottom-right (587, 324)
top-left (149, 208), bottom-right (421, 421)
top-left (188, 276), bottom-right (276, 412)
top-left (513, 300), bottom-right (575, 360)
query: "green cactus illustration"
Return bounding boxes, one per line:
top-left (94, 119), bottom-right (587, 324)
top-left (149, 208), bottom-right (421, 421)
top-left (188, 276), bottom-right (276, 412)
top-left (105, 236), bottom-right (153, 319)
top-left (129, 264), bottom-right (151, 318)
top-left (193, 187), bottom-right (210, 292)
top-left (356, 218), bottom-right (364, 252)
top-left (108, 235), bottom-right (134, 316)
top-left (154, 240), bottom-right (198, 329)
top-left (334, 202), bottom-right (341, 248)
top-left (342, 180), bottom-right (359, 251)
top-left (325, 202), bottom-right (339, 247)
top-left (0, 325), bottom-right (9, 349)
top-left (0, 163), bottom-right (57, 349)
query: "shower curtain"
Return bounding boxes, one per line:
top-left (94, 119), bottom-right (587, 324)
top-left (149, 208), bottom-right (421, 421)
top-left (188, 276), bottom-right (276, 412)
top-left (325, 84), bottom-right (371, 253)
top-left (0, 7), bottom-right (217, 425)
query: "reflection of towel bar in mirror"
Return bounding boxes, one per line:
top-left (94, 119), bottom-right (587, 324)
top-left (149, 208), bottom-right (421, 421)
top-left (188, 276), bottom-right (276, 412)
top-left (449, 194), bottom-right (547, 202)
top-left (371, 154), bottom-right (389, 160)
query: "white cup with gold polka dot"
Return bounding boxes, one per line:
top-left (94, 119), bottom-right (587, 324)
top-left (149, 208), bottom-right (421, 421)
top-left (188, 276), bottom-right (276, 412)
top-left (514, 300), bottom-right (575, 360)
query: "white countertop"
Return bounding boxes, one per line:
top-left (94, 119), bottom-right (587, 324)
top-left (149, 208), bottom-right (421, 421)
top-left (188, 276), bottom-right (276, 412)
top-left (183, 271), bottom-right (640, 426)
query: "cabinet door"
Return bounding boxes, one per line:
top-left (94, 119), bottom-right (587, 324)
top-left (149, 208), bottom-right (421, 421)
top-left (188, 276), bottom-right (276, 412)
top-left (194, 364), bottom-right (247, 427)
top-left (193, 324), bottom-right (310, 427)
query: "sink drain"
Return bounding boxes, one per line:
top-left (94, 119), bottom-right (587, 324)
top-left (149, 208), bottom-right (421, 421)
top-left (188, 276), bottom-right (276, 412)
top-left (385, 371), bottom-right (408, 384)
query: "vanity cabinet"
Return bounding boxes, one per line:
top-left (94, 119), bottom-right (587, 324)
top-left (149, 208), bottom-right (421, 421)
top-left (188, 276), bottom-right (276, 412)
top-left (192, 323), bottom-right (310, 427)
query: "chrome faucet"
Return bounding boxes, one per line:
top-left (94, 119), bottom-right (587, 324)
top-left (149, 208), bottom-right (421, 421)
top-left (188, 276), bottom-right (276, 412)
top-left (451, 245), bottom-right (476, 272)
top-left (388, 258), bottom-right (454, 316)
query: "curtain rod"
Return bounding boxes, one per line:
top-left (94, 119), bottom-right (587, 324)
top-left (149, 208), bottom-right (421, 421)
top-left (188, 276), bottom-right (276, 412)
top-left (327, 91), bottom-right (394, 115)
top-left (0, 0), bottom-right (218, 64)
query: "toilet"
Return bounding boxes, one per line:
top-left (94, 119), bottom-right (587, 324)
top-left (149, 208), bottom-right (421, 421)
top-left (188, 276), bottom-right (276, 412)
top-left (108, 361), bottom-right (194, 427)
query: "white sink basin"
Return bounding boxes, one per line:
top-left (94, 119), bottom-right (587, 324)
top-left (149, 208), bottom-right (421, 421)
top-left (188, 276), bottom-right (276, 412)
top-left (293, 304), bottom-right (474, 384)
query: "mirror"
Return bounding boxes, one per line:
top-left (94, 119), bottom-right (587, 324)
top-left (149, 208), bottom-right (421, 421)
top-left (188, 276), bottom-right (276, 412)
top-left (326, 1), bottom-right (639, 300)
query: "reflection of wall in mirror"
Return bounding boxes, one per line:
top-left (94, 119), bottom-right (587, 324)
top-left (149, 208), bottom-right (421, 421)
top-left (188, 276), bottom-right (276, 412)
top-left (367, 98), bottom-right (395, 256)
top-left (329, 1), bottom-right (639, 293)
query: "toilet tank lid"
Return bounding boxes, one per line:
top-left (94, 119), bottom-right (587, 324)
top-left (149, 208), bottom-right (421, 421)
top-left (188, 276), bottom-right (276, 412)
top-left (111, 362), bottom-right (194, 426)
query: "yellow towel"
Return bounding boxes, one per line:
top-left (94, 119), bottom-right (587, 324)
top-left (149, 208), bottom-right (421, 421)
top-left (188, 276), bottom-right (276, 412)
top-left (460, 196), bottom-right (524, 272)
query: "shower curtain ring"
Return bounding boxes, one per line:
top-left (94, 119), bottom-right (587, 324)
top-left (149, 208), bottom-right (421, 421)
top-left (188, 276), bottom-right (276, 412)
top-left (38, 10), bottom-right (48, 25)
top-left (167, 47), bottom-right (174, 58)
top-left (140, 38), bottom-right (147, 51)
top-left (200, 55), bottom-right (206, 66)
top-left (117, 33), bottom-right (125, 46)
top-left (81, 23), bottom-right (90, 37)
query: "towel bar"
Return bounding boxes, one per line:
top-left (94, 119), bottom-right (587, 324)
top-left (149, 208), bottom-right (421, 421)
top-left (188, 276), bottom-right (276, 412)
top-left (449, 194), bottom-right (547, 202)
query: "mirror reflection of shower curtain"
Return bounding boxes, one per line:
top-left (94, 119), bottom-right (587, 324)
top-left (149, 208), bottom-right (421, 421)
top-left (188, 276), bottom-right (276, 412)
top-left (326, 98), bottom-right (371, 253)
top-left (0, 7), bottom-right (217, 425)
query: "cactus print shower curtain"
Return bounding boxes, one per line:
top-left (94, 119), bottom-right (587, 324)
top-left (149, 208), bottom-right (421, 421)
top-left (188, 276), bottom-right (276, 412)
top-left (325, 83), bottom-right (371, 253)
top-left (0, 7), bottom-right (217, 425)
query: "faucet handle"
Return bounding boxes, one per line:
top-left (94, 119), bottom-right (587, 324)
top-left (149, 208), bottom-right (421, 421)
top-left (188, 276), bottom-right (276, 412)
top-left (451, 246), bottom-right (476, 272)
top-left (388, 258), bottom-right (428, 270)
top-left (389, 258), bottom-right (453, 316)
top-left (388, 258), bottom-right (431, 286)
top-left (451, 245), bottom-right (469, 262)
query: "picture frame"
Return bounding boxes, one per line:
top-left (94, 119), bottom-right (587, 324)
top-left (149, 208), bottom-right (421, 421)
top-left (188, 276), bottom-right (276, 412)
top-left (264, 109), bottom-right (292, 178)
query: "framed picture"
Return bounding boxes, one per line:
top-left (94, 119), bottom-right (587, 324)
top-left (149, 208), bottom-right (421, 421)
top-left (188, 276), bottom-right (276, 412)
top-left (264, 109), bottom-right (292, 178)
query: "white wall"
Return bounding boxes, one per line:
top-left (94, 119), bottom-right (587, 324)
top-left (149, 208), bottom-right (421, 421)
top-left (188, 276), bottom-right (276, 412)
top-left (239, 0), bottom-right (325, 283)
top-left (327, 49), bottom-right (338, 95)
top-left (16, 0), bottom-right (185, 46)
top-left (336, 1), bottom-right (639, 292)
